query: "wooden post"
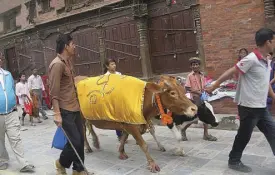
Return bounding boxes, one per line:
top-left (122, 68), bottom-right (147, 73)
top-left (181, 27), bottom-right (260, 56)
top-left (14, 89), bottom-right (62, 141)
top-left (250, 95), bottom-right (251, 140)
top-left (135, 5), bottom-right (153, 79)
top-left (96, 25), bottom-right (106, 74)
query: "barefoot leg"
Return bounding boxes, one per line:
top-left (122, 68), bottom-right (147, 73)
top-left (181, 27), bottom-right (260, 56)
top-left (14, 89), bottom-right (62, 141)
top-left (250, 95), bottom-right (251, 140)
top-left (118, 132), bottom-right (129, 160)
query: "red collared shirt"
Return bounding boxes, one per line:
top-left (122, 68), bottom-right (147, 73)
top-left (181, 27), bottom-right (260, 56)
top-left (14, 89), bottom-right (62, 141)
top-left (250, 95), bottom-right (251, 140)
top-left (185, 71), bottom-right (206, 99)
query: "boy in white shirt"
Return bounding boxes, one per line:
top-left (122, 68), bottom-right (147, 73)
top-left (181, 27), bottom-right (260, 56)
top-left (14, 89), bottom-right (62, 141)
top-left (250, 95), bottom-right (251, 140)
top-left (16, 73), bottom-right (42, 126)
top-left (104, 59), bottom-right (124, 141)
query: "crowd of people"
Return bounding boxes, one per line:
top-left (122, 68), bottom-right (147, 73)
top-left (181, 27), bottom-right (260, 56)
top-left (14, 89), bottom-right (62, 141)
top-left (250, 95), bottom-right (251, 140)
top-left (1, 28), bottom-right (275, 174)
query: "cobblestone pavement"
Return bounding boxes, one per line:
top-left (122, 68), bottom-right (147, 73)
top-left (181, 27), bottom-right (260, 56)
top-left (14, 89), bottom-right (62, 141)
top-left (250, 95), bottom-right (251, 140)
top-left (1, 111), bottom-right (275, 175)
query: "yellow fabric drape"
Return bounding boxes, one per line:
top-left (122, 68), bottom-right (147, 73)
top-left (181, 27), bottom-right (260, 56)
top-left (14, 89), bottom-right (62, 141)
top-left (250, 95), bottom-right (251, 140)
top-left (76, 74), bottom-right (147, 124)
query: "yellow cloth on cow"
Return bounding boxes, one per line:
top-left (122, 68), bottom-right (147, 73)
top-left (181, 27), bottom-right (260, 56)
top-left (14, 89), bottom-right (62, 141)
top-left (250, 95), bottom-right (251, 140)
top-left (76, 74), bottom-right (147, 124)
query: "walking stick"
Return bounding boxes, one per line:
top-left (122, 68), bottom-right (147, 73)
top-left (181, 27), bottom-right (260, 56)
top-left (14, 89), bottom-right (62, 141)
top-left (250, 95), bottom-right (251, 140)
top-left (60, 127), bottom-right (90, 175)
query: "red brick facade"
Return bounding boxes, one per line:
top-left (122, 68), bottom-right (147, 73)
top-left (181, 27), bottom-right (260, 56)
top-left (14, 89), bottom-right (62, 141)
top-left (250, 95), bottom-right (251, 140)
top-left (199, 0), bottom-right (265, 79)
top-left (199, 0), bottom-right (266, 114)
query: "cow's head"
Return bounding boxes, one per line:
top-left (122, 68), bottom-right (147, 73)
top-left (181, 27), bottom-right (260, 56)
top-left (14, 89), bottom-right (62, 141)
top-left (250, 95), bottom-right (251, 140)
top-left (196, 101), bottom-right (219, 127)
top-left (146, 75), bottom-right (197, 117)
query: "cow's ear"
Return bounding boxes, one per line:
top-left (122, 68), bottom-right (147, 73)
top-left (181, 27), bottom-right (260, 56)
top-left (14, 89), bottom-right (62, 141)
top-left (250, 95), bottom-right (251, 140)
top-left (146, 82), bottom-right (165, 93)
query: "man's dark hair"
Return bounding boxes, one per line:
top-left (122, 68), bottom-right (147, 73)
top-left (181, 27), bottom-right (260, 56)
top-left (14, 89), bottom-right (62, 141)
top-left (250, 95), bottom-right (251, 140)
top-left (56, 33), bottom-right (73, 54)
top-left (104, 58), bottom-right (117, 73)
top-left (18, 73), bottom-right (25, 81)
top-left (255, 28), bottom-right (275, 47)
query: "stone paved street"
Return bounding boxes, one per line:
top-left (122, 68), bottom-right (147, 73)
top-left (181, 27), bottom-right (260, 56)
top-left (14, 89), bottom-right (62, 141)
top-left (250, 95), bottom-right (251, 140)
top-left (1, 111), bottom-right (275, 175)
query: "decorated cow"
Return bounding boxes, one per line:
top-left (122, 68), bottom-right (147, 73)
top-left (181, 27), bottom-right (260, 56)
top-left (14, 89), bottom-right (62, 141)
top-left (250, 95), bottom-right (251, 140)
top-left (75, 74), bottom-right (197, 172)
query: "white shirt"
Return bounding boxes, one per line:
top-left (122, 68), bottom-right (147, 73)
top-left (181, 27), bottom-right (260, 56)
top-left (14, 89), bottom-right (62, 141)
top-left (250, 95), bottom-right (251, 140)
top-left (234, 50), bottom-right (271, 108)
top-left (28, 74), bottom-right (45, 91)
top-left (16, 81), bottom-right (31, 107)
top-left (0, 68), bottom-right (8, 90)
top-left (105, 71), bottom-right (121, 75)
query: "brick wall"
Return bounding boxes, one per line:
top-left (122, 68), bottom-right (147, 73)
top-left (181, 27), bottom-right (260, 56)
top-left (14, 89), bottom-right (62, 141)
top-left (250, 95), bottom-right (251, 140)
top-left (199, 0), bottom-right (265, 114)
top-left (210, 97), bottom-right (237, 115)
top-left (199, 0), bottom-right (265, 79)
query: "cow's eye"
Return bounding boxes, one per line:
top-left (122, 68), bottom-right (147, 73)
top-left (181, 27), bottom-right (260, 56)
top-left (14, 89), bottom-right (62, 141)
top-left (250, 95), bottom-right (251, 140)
top-left (170, 91), bottom-right (176, 96)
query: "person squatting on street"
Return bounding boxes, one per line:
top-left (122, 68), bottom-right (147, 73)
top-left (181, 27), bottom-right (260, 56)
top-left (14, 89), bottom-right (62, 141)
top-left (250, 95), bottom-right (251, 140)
top-left (49, 33), bottom-right (92, 175)
top-left (206, 28), bottom-right (275, 173)
top-left (0, 52), bottom-right (35, 172)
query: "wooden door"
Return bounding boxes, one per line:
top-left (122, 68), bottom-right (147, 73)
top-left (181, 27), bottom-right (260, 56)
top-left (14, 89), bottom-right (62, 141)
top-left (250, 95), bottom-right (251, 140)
top-left (104, 21), bottom-right (142, 77)
top-left (5, 47), bottom-right (19, 79)
top-left (72, 28), bottom-right (101, 76)
top-left (149, 9), bottom-right (198, 74)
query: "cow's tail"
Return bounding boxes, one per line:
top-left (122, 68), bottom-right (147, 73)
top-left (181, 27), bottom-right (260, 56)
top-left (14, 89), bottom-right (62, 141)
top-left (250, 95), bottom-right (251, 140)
top-left (85, 120), bottom-right (100, 149)
top-left (85, 120), bottom-right (93, 135)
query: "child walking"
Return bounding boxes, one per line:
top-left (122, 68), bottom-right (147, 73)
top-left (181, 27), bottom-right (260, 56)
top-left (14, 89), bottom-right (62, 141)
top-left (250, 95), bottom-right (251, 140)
top-left (103, 58), bottom-right (126, 142)
top-left (183, 57), bottom-right (217, 141)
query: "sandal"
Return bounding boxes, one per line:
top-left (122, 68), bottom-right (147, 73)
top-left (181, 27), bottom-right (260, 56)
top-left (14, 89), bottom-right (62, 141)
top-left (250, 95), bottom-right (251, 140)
top-left (203, 134), bottom-right (217, 141)
top-left (20, 164), bottom-right (35, 172)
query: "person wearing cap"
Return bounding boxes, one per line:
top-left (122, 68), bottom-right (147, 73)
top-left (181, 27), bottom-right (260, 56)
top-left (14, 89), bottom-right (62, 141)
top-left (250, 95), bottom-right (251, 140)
top-left (183, 57), bottom-right (217, 141)
top-left (0, 52), bottom-right (35, 172)
top-left (206, 28), bottom-right (275, 173)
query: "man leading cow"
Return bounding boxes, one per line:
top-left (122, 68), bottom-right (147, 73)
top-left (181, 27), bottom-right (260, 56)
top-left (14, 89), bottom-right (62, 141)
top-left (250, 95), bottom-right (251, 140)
top-left (206, 28), bottom-right (275, 173)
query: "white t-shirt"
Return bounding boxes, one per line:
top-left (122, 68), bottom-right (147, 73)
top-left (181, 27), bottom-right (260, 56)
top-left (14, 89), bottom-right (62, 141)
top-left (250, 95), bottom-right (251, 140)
top-left (105, 71), bottom-right (121, 75)
top-left (16, 82), bottom-right (31, 107)
top-left (234, 50), bottom-right (271, 108)
top-left (28, 74), bottom-right (45, 91)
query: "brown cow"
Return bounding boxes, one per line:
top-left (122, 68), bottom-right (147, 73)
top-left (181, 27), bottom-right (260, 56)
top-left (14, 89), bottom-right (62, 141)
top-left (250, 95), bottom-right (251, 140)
top-left (75, 75), bottom-right (197, 172)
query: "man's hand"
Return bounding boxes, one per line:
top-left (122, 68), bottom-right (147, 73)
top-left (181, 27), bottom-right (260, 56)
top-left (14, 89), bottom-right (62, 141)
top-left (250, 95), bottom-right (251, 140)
top-left (205, 85), bottom-right (216, 95)
top-left (54, 113), bottom-right (62, 127)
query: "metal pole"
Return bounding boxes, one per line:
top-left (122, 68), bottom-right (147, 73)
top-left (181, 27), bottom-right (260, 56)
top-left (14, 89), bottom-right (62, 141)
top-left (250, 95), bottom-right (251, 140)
top-left (60, 127), bottom-right (90, 174)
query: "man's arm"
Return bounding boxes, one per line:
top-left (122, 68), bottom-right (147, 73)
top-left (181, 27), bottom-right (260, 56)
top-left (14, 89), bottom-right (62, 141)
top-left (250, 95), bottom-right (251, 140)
top-left (49, 63), bottom-right (63, 114)
top-left (15, 83), bottom-right (21, 97)
top-left (40, 76), bottom-right (45, 91)
top-left (212, 67), bottom-right (238, 89)
top-left (27, 76), bottom-right (32, 91)
top-left (269, 85), bottom-right (275, 99)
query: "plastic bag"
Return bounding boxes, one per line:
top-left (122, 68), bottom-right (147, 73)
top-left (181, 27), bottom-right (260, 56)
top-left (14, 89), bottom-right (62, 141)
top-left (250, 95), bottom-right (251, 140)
top-left (200, 91), bottom-right (209, 101)
top-left (24, 96), bottom-right (33, 115)
top-left (52, 127), bottom-right (67, 150)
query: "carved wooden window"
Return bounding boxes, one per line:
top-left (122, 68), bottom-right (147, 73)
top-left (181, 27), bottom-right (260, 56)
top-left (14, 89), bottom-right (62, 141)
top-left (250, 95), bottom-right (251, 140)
top-left (71, 0), bottom-right (86, 5)
top-left (38, 0), bottom-right (51, 13)
top-left (26, 0), bottom-right (37, 23)
top-left (4, 13), bottom-right (16, 32)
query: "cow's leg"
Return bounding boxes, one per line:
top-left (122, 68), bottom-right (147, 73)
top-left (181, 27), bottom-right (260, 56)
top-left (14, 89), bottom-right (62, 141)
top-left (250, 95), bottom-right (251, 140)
top-left (83, 122), bottom-right (93, 153)
top-left (128, 126), bottom-right (160, 172)
top-left (149, 126), bottom-right (166, 152)
top-left (171, 125), bottom-right (185, 156)
top-left (118, 132), bottom-right (129, 160)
